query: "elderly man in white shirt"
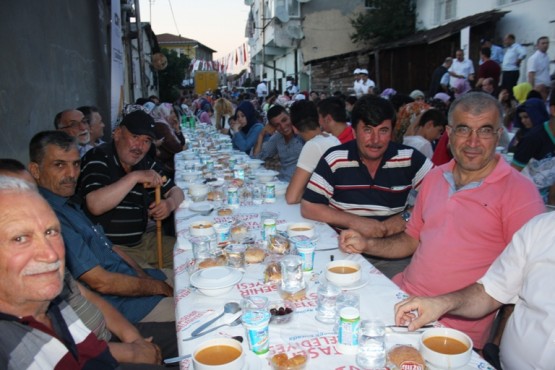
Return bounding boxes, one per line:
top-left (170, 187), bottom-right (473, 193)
top-left (448, 49), bottom-right (475, 89)
top-left (501, 33), bottom-right (527, 91)
top-left (527, 36), bottom-right (551, 100)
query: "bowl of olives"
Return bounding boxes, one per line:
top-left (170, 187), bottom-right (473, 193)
top-left (269, 300), bottom-right (295, 325)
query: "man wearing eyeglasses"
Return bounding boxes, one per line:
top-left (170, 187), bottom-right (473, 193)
top-left (340, 92), bottom-right (545, 350)
top-left (54, 109), bottom-right (94, 157)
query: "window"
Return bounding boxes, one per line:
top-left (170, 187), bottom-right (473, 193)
top-left (434, 0), bottom-right (456, 24)
top-left (287, 0), bottom-right (300, 17)
top-left (270, 0), bottom-right (300, 20)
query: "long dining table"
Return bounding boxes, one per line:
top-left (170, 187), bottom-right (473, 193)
top-left (171, 136), bottom-right (494, 369)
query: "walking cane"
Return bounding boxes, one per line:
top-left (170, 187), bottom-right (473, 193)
top-left (144, 176), bottom-right (167, 269)
top-left (155, 185), bottom-right (163, 269)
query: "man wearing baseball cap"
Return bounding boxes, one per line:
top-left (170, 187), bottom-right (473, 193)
top-left (355, 69), bottom-right (376, 97)
top-left (78, 109), bottom-right (184, 268)
top-left (352, 68), bottom-right (362, 95)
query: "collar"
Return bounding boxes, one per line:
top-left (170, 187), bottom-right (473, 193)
top-left (38, 187), bottom-right (83, 209)
top-left (440, 154), bottom-right (511, 188)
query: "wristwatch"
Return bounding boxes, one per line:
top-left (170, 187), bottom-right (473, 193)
top-left (401, 210), bottom-right (411, 222)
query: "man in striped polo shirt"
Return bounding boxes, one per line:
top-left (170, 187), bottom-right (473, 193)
top-left (301, 95), bottom-right (433, 277)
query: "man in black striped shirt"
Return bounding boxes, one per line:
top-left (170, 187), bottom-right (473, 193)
top-left (78, 110), bottom-right (184, 269)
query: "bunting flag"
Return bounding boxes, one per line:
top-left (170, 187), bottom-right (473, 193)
top-left (188, 43), bottom-right (250, 73)
top-left (242, 43), bottom-right (247, 65)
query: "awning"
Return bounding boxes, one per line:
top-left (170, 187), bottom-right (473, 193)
top-left (380, 9), bottom-right (510, 50)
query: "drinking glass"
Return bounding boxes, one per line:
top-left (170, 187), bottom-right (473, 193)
top-left (225, 244), bottom-right (246, 269)
top-left (280, 255), bottom-right (304, 293)
top-left (315, 281), bottom-right (341, 324)
top-left (356, 319), bottom-right (386, 369)
top-left (190, 237), bottom-right (212, 260)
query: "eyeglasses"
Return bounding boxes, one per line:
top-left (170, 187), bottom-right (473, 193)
top-left (59, 118), bottom-right (89, 130)
top-left (448, 125), bottom-right (501, 139)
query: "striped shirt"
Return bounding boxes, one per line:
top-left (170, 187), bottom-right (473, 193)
top-left (0, 299), bottom-right (118, 370)
top-left (303, 140), bottom-right (432, 223)
top-left (78, 141), bottom-right (175, 246)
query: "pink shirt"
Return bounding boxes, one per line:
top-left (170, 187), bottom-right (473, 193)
top-left (393, 156), bottom-right (544, 348)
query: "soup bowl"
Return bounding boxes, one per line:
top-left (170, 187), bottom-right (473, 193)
top-left (325, 260), bottom-right (361, 287)
top-left (287, 222), bottom-right (315, 239)
top-left (193, 337), bottom-right (245, 370)
top-left (419, 327), bottom-right (473, 369)
top-left (189, 220), bottom-right (215, 237)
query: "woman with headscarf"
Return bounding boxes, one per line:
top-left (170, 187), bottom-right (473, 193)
top-left (508, 98), bottom-right (549, 152)
top-left (230, 101), bottom-right (264, 154)
top-left (150, 102), bottom-right (186, 177)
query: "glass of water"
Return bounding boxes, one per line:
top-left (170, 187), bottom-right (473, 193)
top-left (356, 319), bottom-right (386, 370)
top-left (315, 281), bottom-right (341, 324)
top-left (280, 255), bottom-right (305, 293)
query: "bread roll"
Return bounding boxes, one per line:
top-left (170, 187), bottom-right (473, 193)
top-left (264, 262), bottom-right (281, 283)
top-left (198, 258), bottom-right (221, 269)
top-left (245, 247), bottom-right (265, 264)
top-left (387, 345), bottom-right (425, 370)
top-left (231, 225), bottom-right (247, 235)
top-left (217, 208), bottom-right (232, 216)
top-left (267, 235), bottom-right (290, 254)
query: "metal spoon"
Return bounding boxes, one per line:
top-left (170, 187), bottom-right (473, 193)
top-left (183, 316), bottom-right (243, 341)
top-left (191, 302), bottom-right (240, 337)
top-left (177, 207), bottom-right (214, 222)
top-left (163, 353), bottom-right (192, 364)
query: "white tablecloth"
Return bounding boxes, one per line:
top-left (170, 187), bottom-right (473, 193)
top-left (172, 194), bottom-right (493, 369)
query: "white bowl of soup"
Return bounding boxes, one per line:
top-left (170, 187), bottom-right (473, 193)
top-left (325, 260), bottom-right (361, 287)
top-left (419, 327), bottom-right (473, 369)
top-left (190, 220), bottom-right (215, 237)
top-left (287, 222), bottom-right (315, 239)
top-left (193, 337), bottom-right (245, 370)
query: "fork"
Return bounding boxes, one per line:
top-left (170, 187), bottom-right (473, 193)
top-left (182, 316), bottom-right (242, 341)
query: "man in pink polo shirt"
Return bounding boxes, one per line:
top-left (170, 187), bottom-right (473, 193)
top-left (339, 92), bottom-right (545, 349)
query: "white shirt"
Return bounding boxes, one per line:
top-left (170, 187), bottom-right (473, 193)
top-left (403, 135), bottom-right (433, 159)
top-left (478, 212), bottom-right (555, 369)
top-left (296, 133), bottom-right (340, 173)
top-left (502, 43), bottom-right (526, 71)
top-left (256, 82), bottom-right (268, 98)
top-left (527, 50), bottom-right (551, 86)
top-left (355, 78), bottom-right (375, 98)
top-left (448, 58), bottom-right (475, 88)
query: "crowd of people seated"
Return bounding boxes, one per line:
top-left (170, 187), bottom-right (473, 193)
top-left (1, 32), bottom-right (553, 369)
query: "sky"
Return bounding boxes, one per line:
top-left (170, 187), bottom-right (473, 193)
top-left (138, 0), bottom-right (250, 60)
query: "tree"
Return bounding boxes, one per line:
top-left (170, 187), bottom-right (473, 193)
top-left (350, 0), bottom-right (416, 45)
top-left (158, 49), bottom-right (190, 102)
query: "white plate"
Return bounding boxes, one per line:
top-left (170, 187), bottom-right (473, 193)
top-left (324, 275), bottom-right (369, 291)
top-left (189, 202), bottom-right (213, 213)
top-left (190, 266), bottom-right (243, 289)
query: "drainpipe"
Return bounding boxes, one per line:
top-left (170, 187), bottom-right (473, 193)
top-left (294, 48), bottom-right (298, 84)
top-left (134, 0), bottom-right (147, 98)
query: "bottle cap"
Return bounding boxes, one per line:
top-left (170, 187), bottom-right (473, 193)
top-left (340, 307), bottom-right (360, 320)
